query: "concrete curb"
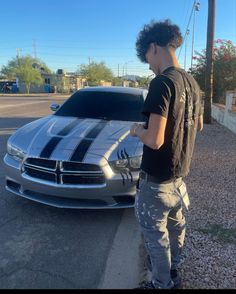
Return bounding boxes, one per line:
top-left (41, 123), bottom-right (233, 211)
top-left (0, 94), bottom-right (69, 100)
top-left (98, 208), bottom-right (144, 289)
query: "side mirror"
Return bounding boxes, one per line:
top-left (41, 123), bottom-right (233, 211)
top-left (50, 103), bottom-right (60, 112)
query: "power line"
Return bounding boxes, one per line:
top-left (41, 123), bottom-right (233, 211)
top-left (180, 0), bottom-right (193, 32)
top-left (178, 0), bottom-right (197, 59)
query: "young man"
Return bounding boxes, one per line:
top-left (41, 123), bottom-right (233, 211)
top-left (130, 19), bottom-right (203, 289)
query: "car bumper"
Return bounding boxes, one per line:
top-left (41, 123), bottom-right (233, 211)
top-left (4, 154), bottom-right (138, 209)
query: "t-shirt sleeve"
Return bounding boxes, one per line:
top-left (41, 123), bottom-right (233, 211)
top-left (142, 77), bottom-right (172, 118)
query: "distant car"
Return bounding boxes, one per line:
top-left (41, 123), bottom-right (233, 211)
top-left (4, 87), bottom-right (148, 209)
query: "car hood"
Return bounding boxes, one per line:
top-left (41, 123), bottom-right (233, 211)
top-left (10, 115), bottom-right (142, 162)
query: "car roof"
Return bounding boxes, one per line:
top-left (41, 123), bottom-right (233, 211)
top-left (78, 86), bottom-right (147, 96)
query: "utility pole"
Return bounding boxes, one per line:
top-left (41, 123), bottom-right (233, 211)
top-left (16, 48), bottom-right (22, 59)
top-left (16, 48), bottom-right (22, 88)
top-left (184, 29), bottom-right (190, 70)
top-left (32, 39), bottom-right (37, 59)
top-left (16, 48), bottom-right (22, 68)
top-left (123, 60), bottom-right (133, 77)
top-left (204, 0), bottom-right (216, 124)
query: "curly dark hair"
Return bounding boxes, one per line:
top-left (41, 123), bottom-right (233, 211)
top-left (136, 19), bottom-right (183, 63)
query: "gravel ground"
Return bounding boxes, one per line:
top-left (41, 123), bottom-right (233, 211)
top-left (141, 120), bottom-right (236, 289)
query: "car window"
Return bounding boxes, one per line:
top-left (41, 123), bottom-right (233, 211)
top-left (55, 91), bottom-right (145, 122)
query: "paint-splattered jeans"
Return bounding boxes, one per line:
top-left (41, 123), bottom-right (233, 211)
top-left (135, 173), bottom-right (188, 289)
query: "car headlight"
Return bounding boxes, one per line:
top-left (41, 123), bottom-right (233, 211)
top-left (129, 156), bottom-right (142, 169)
top-left (7, 143), bottom-right (25, 161)
top-left (109, 155), bottom-right (142, 172)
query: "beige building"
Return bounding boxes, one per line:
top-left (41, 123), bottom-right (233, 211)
top-left (18, 72), bottom-right (53, 93)
top-left (99, 80), bottom-right (112, 87)
top-left (122, 80), bottom-right (139, 88)
top-left (17, 68), bottom-right (139, 94)
top-left (53, 70), bottom-right (112, 93)
top-left (18, 70), bottom-right (87, 94)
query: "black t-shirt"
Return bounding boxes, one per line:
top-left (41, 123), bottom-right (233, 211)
top-left (141, 66), bottom-right (203, 182)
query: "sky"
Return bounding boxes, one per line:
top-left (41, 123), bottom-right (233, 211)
top-left (0, 0), bottom-right (236, 77)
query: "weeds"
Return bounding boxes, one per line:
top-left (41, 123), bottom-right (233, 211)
top-left (199, 224), bottom-right (236, 244)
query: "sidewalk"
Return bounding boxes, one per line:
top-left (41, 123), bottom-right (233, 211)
top-left (0, 93), bottom-right (68, 97)
top-left (140, 120), bottom-right (236, 289)
top-left (0, 93), bottom-right (69, 100)
top-left (98, 208), bottom-right (143, 289)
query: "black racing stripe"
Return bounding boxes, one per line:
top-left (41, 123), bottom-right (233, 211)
top-left (70, 121), bottom-right (107, 162)
top-left (40, 119), bottom-right (79, 158)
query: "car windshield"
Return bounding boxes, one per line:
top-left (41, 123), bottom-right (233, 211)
top-left (55, 90), bottom-right (145, 122)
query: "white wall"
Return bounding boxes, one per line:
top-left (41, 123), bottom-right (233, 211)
top-left (211, 91), bottom-right (236, 134)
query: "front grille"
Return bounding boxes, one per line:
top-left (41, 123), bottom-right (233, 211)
top-left (25, 158), bottom-right (57, 170)
top-left (62, 174), bottom-right (105, 185)
top-left (6, 180), bottom-right (21, 191)
top-left (62, 161), bottom-right (101, 172)
top-left (24, 166), bottom-right (56, 182)
top-left (23, 157), bottom-right (105, 185)
top-left (113, 195), bottom-right (135, 205)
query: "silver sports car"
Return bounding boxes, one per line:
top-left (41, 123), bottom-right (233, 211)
top-left (4, 86), bottom-right (147, 209)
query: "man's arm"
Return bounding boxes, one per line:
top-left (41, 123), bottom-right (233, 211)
top-left (130, 113), bottom-right (167, 150)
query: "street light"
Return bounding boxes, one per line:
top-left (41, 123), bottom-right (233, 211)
top-left (123, 60), bottom-right (133, 77)
top-left (190, 1), bottom-right (200, 70)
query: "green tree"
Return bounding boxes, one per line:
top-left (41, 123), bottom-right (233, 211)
top-left (77, 61), bottom-right (114, 86)
top-left (1, 55), bottom-right (51, 94)
top-left (136, 76), bottom-right (153, 89)
top-left (112, 76), bottom-right (123, 86)
top-left (51, 74), bottom-right (70, 94)
top-left (191, 39), bottom-right (236, 103)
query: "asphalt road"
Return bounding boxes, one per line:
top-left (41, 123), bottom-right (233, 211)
top-left (0, 95), bottom-right (142, 289)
